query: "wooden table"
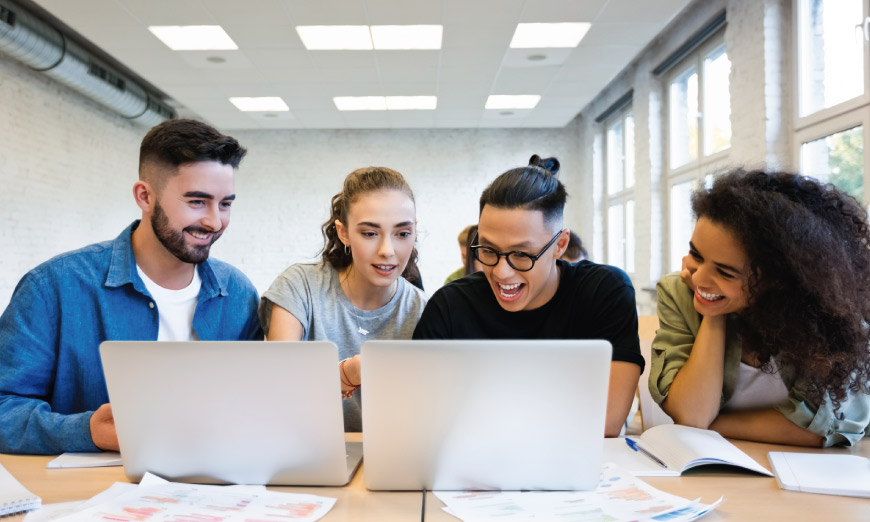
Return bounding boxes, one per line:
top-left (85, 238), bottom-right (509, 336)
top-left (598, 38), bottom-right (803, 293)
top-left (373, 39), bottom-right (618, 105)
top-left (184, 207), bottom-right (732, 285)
top-left (0, 434), bottom-right (424, 522)
top-left (5, 436), bottom-right (869, 521)
top-left (422, 438), bottom-right (870, 521)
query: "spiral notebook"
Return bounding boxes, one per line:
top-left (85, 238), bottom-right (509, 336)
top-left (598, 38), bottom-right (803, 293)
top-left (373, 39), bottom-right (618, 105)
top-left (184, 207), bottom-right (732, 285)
top-left (0, 462), bottom-right (41, 516)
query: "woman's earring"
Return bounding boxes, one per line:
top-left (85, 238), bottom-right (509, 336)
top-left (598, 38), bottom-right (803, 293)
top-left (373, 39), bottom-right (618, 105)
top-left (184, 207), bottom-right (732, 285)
top-left (344, 244), bottom-right (351, 255)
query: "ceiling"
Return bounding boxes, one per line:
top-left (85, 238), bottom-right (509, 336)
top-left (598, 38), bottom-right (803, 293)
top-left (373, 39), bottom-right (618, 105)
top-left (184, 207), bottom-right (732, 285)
top-left (30, 0), bottom-right (693, 130)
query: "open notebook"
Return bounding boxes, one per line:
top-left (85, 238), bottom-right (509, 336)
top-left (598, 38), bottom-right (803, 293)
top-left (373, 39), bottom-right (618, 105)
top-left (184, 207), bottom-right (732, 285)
top-left (0, 462), bottom-right (41, 516)
top-left (604, 424), bottom-right (773, 477)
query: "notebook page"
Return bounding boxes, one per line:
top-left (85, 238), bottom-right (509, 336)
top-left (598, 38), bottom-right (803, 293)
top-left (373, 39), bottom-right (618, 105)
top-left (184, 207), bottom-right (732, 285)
top-left (0, 461), bottom-right (41, 516)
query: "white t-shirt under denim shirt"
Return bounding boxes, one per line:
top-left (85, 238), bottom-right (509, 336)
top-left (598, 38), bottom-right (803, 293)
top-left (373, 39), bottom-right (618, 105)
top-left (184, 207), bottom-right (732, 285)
top-left (258, 262), bottom-right (427, 432)
top-left (136, 266), bottom-right (201, 342)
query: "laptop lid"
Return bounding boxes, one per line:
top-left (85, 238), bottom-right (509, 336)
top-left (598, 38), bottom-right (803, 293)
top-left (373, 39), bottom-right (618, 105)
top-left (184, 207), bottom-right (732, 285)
top-left (100, 341), bottom-right (361, 486)
top-left (361, 339), bottom-right (611, 491)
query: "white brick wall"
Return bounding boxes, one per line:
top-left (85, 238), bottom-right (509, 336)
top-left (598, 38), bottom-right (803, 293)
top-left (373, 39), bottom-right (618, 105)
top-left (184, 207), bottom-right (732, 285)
top-left (0, 52), bottom-right (583, 309)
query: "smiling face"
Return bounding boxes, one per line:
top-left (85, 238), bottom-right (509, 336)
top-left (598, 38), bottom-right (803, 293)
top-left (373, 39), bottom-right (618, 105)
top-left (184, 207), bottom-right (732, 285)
top-left (685, 217), bottom-right (752, 316)
top-left (336, 189), bottom-right (417, 291)
top-left (149, 160), bottom-right (235, 264)
top-left (476, 206), bottom-right (568, 312)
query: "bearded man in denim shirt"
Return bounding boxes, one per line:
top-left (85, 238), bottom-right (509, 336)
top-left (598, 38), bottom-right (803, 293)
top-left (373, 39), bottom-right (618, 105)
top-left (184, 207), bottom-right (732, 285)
top-left (0, 119), bottom-right (262, 454)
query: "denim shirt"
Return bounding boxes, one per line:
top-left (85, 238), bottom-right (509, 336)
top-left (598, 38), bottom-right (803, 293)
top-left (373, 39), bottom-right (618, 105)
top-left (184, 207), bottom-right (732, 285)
top-left (0, 221), bottom-right (263, 454)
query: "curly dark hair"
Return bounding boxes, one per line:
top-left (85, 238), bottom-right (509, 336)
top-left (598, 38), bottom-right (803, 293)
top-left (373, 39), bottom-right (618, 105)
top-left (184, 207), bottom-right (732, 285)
top-left (320, 166), bottom-right (420, 285)
top-left (692, 169), bottom-right (870, 410)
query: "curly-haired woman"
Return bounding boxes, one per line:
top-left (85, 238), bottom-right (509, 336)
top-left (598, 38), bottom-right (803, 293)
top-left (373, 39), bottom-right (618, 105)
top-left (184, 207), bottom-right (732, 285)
top-left (650, 169), bottom-right (870, 446)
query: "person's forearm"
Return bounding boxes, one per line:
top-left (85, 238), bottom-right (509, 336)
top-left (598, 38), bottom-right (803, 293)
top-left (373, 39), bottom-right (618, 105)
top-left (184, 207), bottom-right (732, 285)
top-left (662, 315), bottom-right (727, 428)
top-left (710, 409), bottom-right (824, 447)
top-left (0, 397), bottom-right (98, 454)
top-left (605, 361), bottom-right (641, 437)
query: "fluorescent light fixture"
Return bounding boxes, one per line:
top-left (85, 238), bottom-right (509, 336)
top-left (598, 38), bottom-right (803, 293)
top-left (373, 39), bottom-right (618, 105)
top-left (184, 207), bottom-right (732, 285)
top-left (385, 96), bottom-right (437, 110)
top-left (509, 22), bottom-right (591, 48)
top-left (229, 97), bottom-right (290, 112)
top-left (148, 25), bottom-right (238, 51)
top-left (334, 96), bottom-right (438, 111)
top-left (485, 95), bottom-right (541, 109)
top-left (334, 96), bottom-right (387, 111)
top-left (296, 26), bottom-right (372, 50)
top-left (371, 25), bottom-right (442, 50)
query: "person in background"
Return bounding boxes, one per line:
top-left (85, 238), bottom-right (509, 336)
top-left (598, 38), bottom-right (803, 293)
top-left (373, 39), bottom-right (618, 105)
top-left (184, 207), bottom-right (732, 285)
top-left (650, 169), bottom-right (870, 447)
top-left (561, 231), bottom-right (589, 263)
top-left (443, 225), bottom-right (476, 285)
top-left (462, 225), bottom-right (484, 276)
top-left (0, 119), bottom-right (262, 455)
top-left (259, 167), bottom-right (427, 431)
top-left (414, 155), bottom-right (643, 437)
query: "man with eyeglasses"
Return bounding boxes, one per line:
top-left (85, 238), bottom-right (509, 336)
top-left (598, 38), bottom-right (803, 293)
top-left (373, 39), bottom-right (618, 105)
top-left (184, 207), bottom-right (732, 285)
top-left (413, 155), bottom-right (643, 437)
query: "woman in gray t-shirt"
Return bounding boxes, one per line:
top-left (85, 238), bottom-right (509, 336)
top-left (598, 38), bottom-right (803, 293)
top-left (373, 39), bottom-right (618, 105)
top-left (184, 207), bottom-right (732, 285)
top-left (258, 167), bottom-right (427, 431)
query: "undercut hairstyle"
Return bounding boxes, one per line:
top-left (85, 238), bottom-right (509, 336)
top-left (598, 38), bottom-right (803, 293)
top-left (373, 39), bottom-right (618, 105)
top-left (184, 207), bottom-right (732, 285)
top-left (479, 154), bottom-right (567, 226)
top-left (138, 119), bottom-right (247, 188)
top-left (692, 168), bottom-right (870, 410)
top-left (321, 167), bottom-right (421, 286)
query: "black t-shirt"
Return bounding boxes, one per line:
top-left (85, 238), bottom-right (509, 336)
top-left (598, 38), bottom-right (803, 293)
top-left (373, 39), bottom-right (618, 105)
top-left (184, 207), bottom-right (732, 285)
top-left (413, 259), bottom-right (644, 371)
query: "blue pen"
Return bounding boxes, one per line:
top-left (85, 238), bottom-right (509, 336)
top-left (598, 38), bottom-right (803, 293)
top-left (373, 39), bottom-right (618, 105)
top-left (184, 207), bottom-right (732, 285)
top-left (625, 438), bottom-right (668, 468)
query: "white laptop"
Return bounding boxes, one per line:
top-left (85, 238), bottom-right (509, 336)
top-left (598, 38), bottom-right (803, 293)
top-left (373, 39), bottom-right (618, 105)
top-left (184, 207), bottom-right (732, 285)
top-left (100, 341), bottom-right (362, 486)
top-left (361, 339), bottom-right (612, 491)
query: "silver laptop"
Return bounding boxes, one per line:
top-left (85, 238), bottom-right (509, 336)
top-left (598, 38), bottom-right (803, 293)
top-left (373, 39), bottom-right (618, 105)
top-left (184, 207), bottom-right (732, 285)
top-left (100, 341), bottom-right (362, 486)
top-left (361, 340), bottom-right (612, 491)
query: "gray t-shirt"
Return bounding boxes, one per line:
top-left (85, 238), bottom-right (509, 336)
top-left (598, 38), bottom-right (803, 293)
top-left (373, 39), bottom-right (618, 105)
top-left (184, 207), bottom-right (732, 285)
top-left (259, 262), bottom-right (427, 431)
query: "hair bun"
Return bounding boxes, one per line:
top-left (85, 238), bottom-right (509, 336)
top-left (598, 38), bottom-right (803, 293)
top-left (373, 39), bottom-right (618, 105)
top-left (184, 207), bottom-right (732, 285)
top-left (528, 154), bottom-right (560, 176)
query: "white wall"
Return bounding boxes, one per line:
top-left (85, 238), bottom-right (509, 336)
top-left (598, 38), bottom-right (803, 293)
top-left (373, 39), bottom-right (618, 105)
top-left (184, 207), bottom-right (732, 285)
top-left (0, 51), bottom-right (583, 309)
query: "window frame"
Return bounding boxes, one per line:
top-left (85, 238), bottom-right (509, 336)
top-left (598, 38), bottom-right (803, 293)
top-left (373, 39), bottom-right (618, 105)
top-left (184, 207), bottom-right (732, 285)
top-left (603, 106), bottom-right (636, 274)
top-left (793, 0), bottom-right (870, 204)
top-left (664, 30), bottom-right (731, 274)
top-left (793, 0), bottom-right (870, 131)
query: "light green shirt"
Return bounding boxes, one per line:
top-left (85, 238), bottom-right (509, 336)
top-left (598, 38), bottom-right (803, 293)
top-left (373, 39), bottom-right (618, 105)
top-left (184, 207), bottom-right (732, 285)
top-left (443, 266), bottom-right (466, 285)
top-left (650, 272), bottom-right (870, 447)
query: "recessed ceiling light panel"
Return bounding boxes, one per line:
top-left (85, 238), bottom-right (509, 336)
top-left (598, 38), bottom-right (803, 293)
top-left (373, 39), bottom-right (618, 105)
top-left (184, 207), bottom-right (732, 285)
top-left (296, 26), bottom-right (373, 50)
top-left (371, 25), bottom-right (443, 50)
top-left (509, 22), bottom-right (591, 48)
top-left (148, 25), bottom-right (238, 51)
top-left (385, 96), bottom-right (437, 110)
top-left (229, 97), bottom-right (290, 112)
top-left (334, 96), bottom-right (388, 111)
top-left (485, 95), bottom-right (541, 109)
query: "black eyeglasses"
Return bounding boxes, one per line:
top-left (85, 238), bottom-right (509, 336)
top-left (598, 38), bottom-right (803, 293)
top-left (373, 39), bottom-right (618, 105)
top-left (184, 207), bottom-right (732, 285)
top-left (470, 229), bottom-right (564, 272)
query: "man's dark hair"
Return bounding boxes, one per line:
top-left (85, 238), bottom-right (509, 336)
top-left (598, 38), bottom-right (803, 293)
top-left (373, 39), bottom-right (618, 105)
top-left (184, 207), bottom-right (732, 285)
top-left (139, 119), bottom-right (247, 177)
top-left (479, 154), bottom-right (567, 225)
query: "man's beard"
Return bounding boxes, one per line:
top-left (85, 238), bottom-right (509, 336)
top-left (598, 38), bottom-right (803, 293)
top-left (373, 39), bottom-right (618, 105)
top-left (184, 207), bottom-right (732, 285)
top-left (151, 201), bottom-right (222, 264)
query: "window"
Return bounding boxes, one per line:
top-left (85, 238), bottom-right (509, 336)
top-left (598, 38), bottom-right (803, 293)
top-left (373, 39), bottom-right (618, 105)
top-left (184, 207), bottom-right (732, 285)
top-left (666, 32), bottom-right (731, 272)
top-left (668, 42), bottom-right (731, 171)
top-left (795, 0), bottom-right (870, 203)
top-left (604, 109), bottom-right (635, 274)
top-left (798, 0), bottom-right (866, 117)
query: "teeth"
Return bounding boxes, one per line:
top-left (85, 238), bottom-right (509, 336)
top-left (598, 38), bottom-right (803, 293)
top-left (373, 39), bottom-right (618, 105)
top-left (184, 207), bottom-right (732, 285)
top-left (498, 282), bottom-right (522, 298)
top-left (375, 265), bottom-right (394, 270)
top-left (697, 289), bottom-right (724, 301)
top-left (189, 231), bottom-right (209, 239)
